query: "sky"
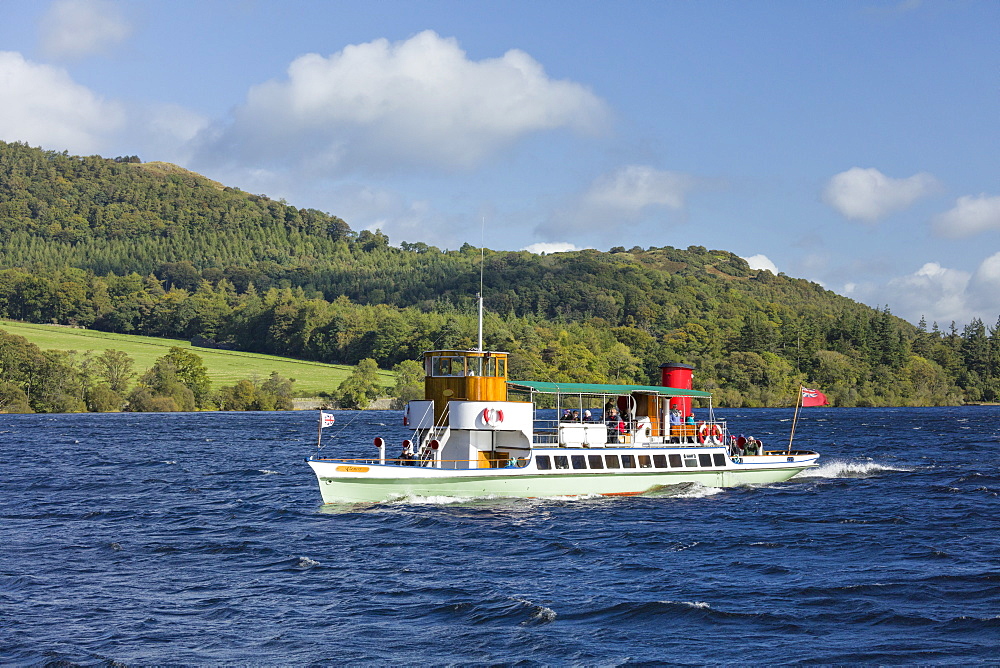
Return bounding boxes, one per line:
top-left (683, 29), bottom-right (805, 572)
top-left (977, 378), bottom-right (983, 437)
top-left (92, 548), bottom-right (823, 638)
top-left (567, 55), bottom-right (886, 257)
top-left (1, 0), bottom-right (998, 329)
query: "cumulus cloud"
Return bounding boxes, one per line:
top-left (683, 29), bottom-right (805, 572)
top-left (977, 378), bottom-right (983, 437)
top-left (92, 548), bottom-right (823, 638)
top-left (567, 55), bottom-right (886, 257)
top-left (40, 0), bottom-right (132, 60)
top-left (539, 165), bottom-right (696, 242)
top-left (522, 242), bottom-right (584, 254)
top-left (195, 30), bottom-right (609, 174)
top-left (843, 255), bottom-right (1000, 327)
top-left (882, 262), bottom-right (972, 324)
top-left (0, 51), bottom-right (125, 153)
top-left (743, 254), bottom-right (778, 273)
top-left (931, 194), bottom-right (1000, 238)
top-left (822, 167), bottom-right (939, 223)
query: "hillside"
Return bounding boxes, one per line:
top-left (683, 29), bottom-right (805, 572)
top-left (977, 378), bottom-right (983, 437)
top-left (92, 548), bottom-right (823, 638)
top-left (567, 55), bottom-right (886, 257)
top-left (1, 140), bottom-right (997, 407)
top-left (0, 319), bottom-right (392, 397)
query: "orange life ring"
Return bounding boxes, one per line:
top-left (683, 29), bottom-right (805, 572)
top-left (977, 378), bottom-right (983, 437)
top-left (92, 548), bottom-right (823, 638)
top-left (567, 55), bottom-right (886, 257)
top-left (697, 422), bottom-right (708, 443)
top-left (708, 424), bottom-right (723, 444)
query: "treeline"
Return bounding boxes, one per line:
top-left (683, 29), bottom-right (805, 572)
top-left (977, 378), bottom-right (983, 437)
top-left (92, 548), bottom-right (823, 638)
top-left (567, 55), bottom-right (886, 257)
top-left (3, 265), bottom-right (997, 407)
top-left (2, 141), bottom-right (999, 407)
top-left (0, 329), bottom-right (297, 413)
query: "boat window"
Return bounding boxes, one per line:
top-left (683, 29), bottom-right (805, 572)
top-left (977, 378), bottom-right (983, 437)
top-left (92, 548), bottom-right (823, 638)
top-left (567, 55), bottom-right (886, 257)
top-left (483, 357), bottom-right (496, 377)
top-left (683, 454), bottom-right (698, 467)
top-left (588, 455), bottom-right (604, 469)
top-left (713, 453), bottom-right (726, 466)
top-left (605, 455), bottom-right (620, 469)
top-left (497, 358), bottom-right (506, 377)
top-left (431, 356), bottom-right (466, 377)
top-left (698, 453), bottom-right (713, 467)
top-left (535, 455), bottom-right (551, 470)
top-left (554, 455), bottom-right (570, 469)
top-left (652, 454), bottom-right (668, 468)
top-left (571, 455), bottom-right (587, 469)
top-left (621, 455), bottom-right (636, 468)
top-left (638, 455), bottom-right (652, 468)
top-left (668, 454), bottom-right (682, 468)
top-left (467, 357), bottom-right (482, 376)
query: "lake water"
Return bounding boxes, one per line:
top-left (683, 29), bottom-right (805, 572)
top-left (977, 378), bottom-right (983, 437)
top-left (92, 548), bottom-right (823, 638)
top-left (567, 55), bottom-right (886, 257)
top-left (2, 407), bottom-right (999, 665)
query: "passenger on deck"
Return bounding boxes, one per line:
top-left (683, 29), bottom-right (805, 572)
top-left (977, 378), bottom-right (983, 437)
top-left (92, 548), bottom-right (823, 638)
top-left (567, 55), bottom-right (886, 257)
top-left (606, 408), bottom-right (624, 444)
top-left (584, 410), bottom-right (595, 422)
top-left (571, 410), bottom-right (580, 422)
top-left (399, 443), bottom-right (415, 465)
top-left (669, 408), bottom-right (682, 443)
top-left (560, 410), bottom-right (572, 422)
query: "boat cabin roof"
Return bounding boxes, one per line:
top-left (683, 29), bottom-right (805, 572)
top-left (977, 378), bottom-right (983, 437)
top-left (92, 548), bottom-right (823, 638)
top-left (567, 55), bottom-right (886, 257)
top-left (507, 380), bottom-right (711, 398)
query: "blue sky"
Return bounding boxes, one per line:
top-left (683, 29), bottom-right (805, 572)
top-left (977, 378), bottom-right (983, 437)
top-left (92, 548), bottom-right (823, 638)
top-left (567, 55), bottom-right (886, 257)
top-left (1, 0), bottom-right (998, 328)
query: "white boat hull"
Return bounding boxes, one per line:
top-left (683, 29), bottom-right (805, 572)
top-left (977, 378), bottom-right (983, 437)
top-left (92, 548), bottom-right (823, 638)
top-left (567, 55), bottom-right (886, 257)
top-left (307, 449), bottom-right (819, 504)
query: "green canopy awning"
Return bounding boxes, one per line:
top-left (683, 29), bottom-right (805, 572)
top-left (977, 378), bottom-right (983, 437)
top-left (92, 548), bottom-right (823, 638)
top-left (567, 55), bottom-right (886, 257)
top-left (507, 380), bottom-right (712, 398)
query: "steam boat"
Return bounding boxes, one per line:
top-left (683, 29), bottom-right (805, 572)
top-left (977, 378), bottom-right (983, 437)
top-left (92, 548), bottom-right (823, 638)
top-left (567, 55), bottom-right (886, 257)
top-left (307, 349), bottom-right (820, 503)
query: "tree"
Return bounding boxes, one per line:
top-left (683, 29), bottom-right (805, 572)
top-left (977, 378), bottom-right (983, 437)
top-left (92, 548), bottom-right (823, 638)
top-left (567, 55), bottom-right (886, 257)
top-left (94, 349), bottom-right (135, 393)
top-left (128, 359), bottom-right (195, 411)
top-left (334, 358), bottom-right (383, 409)
top-left (390, 359), bottom-right (424, 409)
top-left (159, 347), bottom-right (211, 407)
top-left (0, 381), bottom-right (32, 413)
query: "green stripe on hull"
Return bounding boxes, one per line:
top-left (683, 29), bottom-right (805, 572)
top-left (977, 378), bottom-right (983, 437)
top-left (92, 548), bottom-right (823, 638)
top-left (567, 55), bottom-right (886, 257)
top-left (314, 467), bottom-right (811, 504)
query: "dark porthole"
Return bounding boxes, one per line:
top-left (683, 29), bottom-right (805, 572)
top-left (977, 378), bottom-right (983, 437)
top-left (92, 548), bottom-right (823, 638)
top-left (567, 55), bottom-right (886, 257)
top-left (698, 453), bottom-right (713, 467)
top-left (536, 455), bottom-right (551, 470)
top-left (571, 455), bottom-right (587, 469)
top-left (668, 454), bottom-right (682, 468)
top-left (713, 453), bottom-right (726, 466)
top-left (638, 455), bottom-right (652, 468)
top-left (621, 455), bottom-right (636, 468)
top-left (554, 455), bottom-right (570, 469)
top-left (588, 454), bottom-right (604, 469)
top-left (652, 454), bottom-right (668, 468)
top-left (605, 455), bottom-right (620, 469)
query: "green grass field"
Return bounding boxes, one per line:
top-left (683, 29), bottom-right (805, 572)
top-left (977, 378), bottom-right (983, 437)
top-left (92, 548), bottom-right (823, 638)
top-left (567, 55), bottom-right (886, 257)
top-left (0, 320), bottom-right (394, 397)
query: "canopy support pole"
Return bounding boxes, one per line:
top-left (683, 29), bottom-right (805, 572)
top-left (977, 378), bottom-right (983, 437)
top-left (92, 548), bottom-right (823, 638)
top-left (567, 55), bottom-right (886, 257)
top-left (787, 386), bottom-right (802, 454)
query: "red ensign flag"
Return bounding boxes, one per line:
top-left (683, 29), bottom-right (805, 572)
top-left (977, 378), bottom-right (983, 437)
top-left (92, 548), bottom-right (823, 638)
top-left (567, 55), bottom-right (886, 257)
top-left (801, 387), bottom-right (828, 407)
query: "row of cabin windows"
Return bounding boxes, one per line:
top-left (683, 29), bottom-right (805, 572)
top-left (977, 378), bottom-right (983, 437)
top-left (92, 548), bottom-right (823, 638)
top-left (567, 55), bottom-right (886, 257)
top-left (535, 452), bottom-right (727, 471)
top-left (427, 355), bottom-right (507, 378)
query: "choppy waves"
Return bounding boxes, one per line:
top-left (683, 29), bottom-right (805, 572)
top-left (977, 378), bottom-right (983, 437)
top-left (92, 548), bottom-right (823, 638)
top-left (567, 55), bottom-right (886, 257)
top-left (3, 407), bottom-right (1000, 665)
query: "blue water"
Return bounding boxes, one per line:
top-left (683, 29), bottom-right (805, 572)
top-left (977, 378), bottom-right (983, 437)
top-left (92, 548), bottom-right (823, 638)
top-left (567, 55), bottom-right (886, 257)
top-left (2, 407), bottom-right (999, 665)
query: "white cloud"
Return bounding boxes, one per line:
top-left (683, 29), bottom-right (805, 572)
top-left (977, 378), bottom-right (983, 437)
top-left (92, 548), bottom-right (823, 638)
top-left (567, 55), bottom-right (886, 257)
top-left (522, 242), bottom-right (583, 254)
top-left (743, 254), bottom-right (778, 273)
top-left (822, 167), bottom-right (938, 223)
top-left (40, 0), bottom-right (132, 60)
top-left (967, 252), bottom-right (1000, 318)
top-left (0, 51), bottom-right (125, 153)
top-left (886, 262), bottom-right (971, 323)
top-left (539, 165), bottom-right (696, 242)
top-left (133, 103), bottom-right (209, 163)
top-left (196, 30), bottom-right (609, 174)
top-left (931, 194), bottom-right (1000, 238)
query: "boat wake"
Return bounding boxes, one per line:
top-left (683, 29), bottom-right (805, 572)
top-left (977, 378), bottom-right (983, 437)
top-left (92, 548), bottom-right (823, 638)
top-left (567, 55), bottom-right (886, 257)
top-left (798, 459), bottom-right (911, 479)
top-left (642, 482), bottom-right (726, 499)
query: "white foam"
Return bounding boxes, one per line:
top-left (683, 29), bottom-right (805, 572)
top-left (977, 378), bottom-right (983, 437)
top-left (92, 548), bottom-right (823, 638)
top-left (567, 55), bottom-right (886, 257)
top-left (682, 601), bottom-right (711, 609)
top-left (798, 459), bottom-right (911, 478)
top-left (297, 556), bottom-right (320, 568)
top-left (258, 469), bottom-right (281, 475)
top-left (388, 494), bottom-right (482, 505)
top-left (512, 596), bottom-right (557, 624)
top-left (672, 484), bottom-right (725, 499)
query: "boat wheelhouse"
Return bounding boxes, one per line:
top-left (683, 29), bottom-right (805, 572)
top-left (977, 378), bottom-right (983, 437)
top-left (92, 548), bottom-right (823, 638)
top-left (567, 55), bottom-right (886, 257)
top-left (306, 349), bottom-right (820, 503)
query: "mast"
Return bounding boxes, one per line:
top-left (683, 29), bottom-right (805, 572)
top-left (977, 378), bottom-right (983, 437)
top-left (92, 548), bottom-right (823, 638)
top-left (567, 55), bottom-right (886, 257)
top-left (477, 292), bottom-right (484, 352)
top-left (477, 218), bottom-right (485, 352)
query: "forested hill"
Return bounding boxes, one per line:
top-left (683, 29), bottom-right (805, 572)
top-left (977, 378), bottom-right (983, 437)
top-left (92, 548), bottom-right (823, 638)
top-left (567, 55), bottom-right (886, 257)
top-left (2, 140), bottom-right (998, 407)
